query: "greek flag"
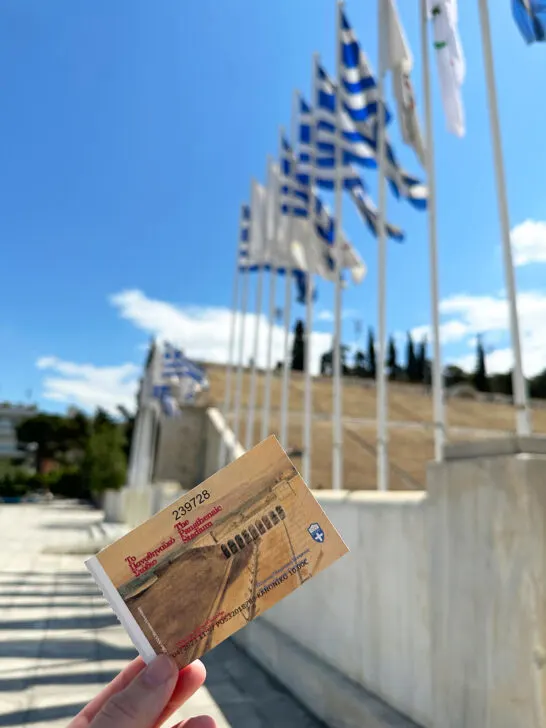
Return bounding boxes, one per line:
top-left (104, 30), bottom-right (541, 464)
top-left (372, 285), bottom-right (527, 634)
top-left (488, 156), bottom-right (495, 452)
top-left (350, 181), bottom-right (404, 242)
top-left (297, 96), bottom-right (404, 240)
top-left (151, 384), bottom-right (180, 417)
top-left (279, 137), bottom-right (365, 287)
top-left (340, 11), bottom-right (392, 129)
top-left (162, 344), bottom-right (208, 386)
top-left (315, 63), bottom-right (427, 211)
top-left (293, 270), bottom-right (316, 304)
top-left (305, 85), bottom-right (377, 170)
top-left (238, 204), bottom-right (251, 270)
top-left (512, 0), bottom-right (546, 42)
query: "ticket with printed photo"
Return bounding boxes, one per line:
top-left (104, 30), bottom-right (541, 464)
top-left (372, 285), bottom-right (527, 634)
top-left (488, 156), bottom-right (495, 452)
top-left (86, 435), bottom-right (348, 669)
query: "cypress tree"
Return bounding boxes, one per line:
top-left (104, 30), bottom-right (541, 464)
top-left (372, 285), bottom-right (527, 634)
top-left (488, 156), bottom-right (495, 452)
top-left (291, 320), bottom-right (305, 372)
top-left (416, 337), bottom-right (427, 383)
top-left (473, 335), bottom-right (489, 392)
top-left (387, 336), bottom-right (398, 380)
top-left (367, 327), bottom-right (376, 379)
top-left (405, 332), bottom-right (417, 381)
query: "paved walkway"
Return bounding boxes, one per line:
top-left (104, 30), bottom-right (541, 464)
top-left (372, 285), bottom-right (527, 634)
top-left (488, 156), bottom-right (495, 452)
top-left (0, 501), bottom-right (324, 728)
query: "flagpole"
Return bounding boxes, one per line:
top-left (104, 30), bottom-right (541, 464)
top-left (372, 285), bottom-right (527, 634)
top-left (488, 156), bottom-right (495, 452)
top-left (280, 266), bottom-right (293, 449)
top-left (245, 266), bottom-right (264, 450)
top-left (330, 0), bottom-right (345, 491)
top-left (376, 0), bottom-right (389, 491)
top-left (246, 173), bottom-right (268, 451)
top-left (303, 60), bottom-right (318, 486)
top-left (303, 268), bottom-right (314, 486)
top-left (233, 269), bottom-right (249, 448)
top-left (279, 92), bottom-right (298, 451)
top-left (261, 267), bottom-right (277, 441)
top-left (421, 0), bottom-right (445, 462)
top-left (477, 0), bottom-right (531, 436)
top-left (218, 221), bottom-right (242, 468)
top-left (279, 124), bottom-right (294, 452)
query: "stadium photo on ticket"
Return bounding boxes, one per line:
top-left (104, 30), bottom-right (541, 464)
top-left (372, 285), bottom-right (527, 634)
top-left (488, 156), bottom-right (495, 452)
top-left (86, 435), bottom-right (349, 669)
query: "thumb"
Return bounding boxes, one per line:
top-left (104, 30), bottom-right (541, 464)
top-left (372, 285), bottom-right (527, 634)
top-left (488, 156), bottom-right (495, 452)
top-left (91, 654), bottom-right (178, 728)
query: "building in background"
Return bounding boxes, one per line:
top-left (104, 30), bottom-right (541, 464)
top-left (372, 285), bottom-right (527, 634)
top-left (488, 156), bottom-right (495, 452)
top-left (0, 403), bottom-right (37, 463)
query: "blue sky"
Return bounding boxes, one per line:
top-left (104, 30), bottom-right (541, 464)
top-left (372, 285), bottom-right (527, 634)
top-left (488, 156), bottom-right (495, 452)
top-left (0, 0), bottom-right (545, 413)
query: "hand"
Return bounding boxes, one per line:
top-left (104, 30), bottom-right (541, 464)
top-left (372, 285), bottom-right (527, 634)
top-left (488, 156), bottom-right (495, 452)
top-left (67, 654), bottom-right (216, 728)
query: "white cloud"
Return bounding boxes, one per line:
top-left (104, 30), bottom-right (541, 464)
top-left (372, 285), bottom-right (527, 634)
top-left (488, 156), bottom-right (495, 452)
top-left (410, 319), bottom-right (469, 345)
top-left (316, 310), bottom-right (334, 322)
top-left (111, 289), bottom-right (332, 374)
top-left (37, 290), bottom-right (334, 412)
top-left (511, 220), bottom-right (546, 266)
top-left (427, 290), bottom-right (546, 376)
top-left (315, 307), bottom-right (361, 324)
top-left (36, 357), bottom-right (140, 414)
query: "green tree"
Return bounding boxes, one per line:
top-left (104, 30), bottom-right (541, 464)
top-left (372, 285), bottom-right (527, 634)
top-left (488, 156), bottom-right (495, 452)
top-left (416, 337), bottom-right (427, 383)
top-left (367, 328), bottom-right (376, 379)
top-left (444, 364), bottom-right (468, 387)
top-left (291, 320), bottom-right (305, 372)
top-left (319, 344), bottom-right (350, 376)
top-left (490, 371), bottom-right (514, 397)
top-left (530, 369), bottom-right (546, 399)
top-left (354, 350), bottom-right (366, 377)
top-left (16, 414), bottom-right (66, 473)
top-left (405, 332), bottom-right (418, 381)
top-left (473, 335), bottom-right (489, 392)
top-left (320, 349), bottom-right (332, 376)
top-left (83, 417), bottom-right (127, 494)
top-left (386, 336), bottom-right (398, 380)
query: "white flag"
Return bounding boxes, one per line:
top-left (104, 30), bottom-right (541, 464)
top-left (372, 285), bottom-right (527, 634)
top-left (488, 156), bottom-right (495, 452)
top-left (290, 219), bottom-right (367, 286)
top-left (248, 180), bottom-right (267, 266)
top-left (381, 0), bottom-right (426, 166)
top-left (426, 0), bottom-right (465, 137)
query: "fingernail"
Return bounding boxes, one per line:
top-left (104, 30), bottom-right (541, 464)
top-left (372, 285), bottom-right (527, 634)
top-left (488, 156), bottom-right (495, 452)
top-left (142, 654), bottom-right (176, 686)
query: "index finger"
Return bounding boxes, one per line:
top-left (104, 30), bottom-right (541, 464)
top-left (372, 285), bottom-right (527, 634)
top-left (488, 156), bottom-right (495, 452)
top-left (68, 657), bottom-right (146, 728)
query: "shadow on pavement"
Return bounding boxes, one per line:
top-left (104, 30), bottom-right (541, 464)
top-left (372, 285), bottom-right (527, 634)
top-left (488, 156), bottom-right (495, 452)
top-left (0, 601), bottom-right (101, 610)
top-left (0, 590), bottom-right (99, 598)
top-left (40, 522), bottom-right (96, 530)
top-left (0, 702), bottom-right (88, 727)
top-left (0, 638), bottom-right (136, 661)
top-left (0, 614), bottom-right (119, 631)
top-left (0, 669), bottom-right (121, 692)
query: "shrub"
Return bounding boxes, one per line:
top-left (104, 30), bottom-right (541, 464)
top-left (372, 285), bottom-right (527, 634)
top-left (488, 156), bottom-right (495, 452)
top-left (0, 473), bottom-right (28, 499)
top-left (44, 467), bottom-right (88, 499)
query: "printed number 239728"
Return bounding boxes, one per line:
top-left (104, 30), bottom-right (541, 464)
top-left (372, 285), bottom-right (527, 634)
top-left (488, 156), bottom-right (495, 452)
top-left (172, 490), bottom-right (210, 520)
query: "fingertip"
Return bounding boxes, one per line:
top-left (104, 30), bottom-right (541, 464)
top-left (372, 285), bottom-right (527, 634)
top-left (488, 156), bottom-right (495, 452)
top-left (177, 715), bottom-right (217, 728)
top-left (186, 659), bottom-right (207, 681)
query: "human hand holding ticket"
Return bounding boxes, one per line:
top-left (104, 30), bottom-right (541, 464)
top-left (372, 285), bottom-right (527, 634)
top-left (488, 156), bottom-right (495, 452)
top-left (67, 654), bottom-right (215, 728)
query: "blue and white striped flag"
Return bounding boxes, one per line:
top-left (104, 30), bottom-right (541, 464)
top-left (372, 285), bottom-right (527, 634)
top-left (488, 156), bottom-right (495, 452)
top-left (350, 180), bottom-right (405, 242)
top-left (297, 94), bottom-right (404, 240)
top-left (162, 344), bottom-right (208, 385)
top-left (314, 63), bottom-right (427, 211)
top-left (302, 88), bottom-right (377, 171)
top-left (279, 137), bottom-right (366, 285)
top-left (238, 204), bottom-right (251, 270)
top-left (512, 0), bottom-right (546, 43)
top-left (340, 10), bottom-right (391, 127)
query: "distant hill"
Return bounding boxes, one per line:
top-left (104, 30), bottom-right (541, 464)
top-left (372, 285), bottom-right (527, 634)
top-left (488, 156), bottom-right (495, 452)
top-left (201, 363), bottom-right (546, 491)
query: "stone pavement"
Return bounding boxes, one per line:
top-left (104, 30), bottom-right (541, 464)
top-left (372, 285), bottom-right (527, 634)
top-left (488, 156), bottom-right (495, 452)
top-left (0, 501), bottom-right (324, 728)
